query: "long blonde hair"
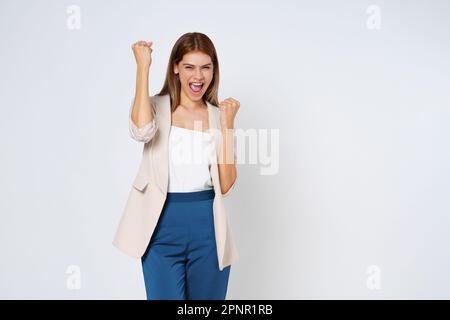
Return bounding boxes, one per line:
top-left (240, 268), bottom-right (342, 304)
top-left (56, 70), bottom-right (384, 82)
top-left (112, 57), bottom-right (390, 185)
top-left (156, 32), bottom-right (220, 112)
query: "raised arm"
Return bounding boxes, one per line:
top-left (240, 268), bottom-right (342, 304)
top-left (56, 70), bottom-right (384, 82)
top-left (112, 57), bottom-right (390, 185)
top-left (129, 40), bottom-right (158, 143)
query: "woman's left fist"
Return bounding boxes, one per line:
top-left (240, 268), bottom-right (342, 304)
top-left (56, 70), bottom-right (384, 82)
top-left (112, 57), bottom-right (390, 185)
top-left (218, 97), bottom-right (240, 128)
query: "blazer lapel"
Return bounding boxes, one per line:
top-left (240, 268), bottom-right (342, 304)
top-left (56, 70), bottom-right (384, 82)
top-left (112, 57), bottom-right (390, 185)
top-left (206, 101), bottom-right (222, 196)
top-left (153, 94), bottom-right (170, 195)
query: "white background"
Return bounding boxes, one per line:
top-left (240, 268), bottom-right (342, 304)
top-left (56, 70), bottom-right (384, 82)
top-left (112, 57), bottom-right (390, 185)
top-left (1, 0), bottom-right (449, 299)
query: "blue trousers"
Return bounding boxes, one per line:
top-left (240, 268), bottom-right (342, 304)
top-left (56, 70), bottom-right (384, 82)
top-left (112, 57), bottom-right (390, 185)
top-left (141, 189), bottom-right (231, 300)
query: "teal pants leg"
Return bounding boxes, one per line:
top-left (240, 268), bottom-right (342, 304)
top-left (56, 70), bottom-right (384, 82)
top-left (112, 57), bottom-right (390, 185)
top-left (141, 189), bottom-right (231, 300)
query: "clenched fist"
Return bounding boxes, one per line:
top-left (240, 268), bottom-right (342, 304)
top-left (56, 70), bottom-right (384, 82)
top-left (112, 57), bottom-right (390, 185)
top-left (219, 98), bottom-right (240, 129)
top-left (132, 40), bottom-right (153, 68)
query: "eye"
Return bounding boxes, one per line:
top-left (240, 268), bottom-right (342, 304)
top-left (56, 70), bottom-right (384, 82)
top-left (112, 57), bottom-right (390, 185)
top-left (203, 67), bottom-right (210, 69)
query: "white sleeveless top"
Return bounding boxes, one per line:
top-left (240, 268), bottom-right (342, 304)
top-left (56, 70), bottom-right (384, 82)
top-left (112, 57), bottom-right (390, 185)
top-left (167, 125), bottom-right (215, 192)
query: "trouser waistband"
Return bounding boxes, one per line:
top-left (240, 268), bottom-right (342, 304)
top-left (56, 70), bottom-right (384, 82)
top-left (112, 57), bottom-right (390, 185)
top-left (166, 188), bottom-right (215, 202)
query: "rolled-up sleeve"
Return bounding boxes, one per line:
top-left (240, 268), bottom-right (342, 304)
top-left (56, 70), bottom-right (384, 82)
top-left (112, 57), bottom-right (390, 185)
top-left (129, 97), bottom-right (158, 143)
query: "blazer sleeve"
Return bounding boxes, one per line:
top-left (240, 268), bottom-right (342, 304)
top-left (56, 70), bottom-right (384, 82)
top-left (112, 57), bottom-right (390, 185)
top-left (129, 96), bottom-right (158, 143)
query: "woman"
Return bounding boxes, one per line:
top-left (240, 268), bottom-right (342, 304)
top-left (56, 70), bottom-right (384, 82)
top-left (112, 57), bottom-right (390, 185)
top-left (113, 32), bottom-right (240, 300)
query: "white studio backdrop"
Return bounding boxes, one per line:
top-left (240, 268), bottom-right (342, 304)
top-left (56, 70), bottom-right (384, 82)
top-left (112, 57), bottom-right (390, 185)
top-left (1, 0), bottom-right (449, 299)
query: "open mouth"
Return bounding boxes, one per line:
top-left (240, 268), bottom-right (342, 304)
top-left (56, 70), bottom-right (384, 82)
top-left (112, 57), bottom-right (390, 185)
top-left (189, 82), bottom-right (204, 94)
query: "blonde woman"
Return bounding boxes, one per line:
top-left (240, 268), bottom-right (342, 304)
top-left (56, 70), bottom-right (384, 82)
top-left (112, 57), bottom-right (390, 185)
top-left (113, 32), bottom-right (240, 300)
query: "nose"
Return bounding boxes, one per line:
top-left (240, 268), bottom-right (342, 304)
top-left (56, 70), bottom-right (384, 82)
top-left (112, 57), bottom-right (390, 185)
top-left (194, 68), bottom-right (203, 79)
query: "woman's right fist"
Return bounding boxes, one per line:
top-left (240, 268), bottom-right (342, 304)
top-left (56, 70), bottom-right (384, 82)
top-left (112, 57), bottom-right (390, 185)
top-left (132, 40), bottom-right (153, 68)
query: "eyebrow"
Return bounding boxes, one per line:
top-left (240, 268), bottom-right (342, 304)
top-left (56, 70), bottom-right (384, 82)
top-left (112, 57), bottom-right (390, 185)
top-left (182, 63), bottom-right (212, 67)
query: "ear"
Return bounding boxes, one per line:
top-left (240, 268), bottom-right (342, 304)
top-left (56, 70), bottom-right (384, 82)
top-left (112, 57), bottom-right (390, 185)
top-left (173, 62), bottom-right (179, 75)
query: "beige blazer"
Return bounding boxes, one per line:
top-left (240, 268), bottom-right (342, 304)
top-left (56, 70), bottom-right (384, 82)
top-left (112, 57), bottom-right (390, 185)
top-left (112, 93), bottom-right (239, 271)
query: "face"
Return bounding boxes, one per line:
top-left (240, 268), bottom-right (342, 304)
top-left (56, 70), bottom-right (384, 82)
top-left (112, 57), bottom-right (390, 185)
top-left (174, 50), bottom-right (214, 103)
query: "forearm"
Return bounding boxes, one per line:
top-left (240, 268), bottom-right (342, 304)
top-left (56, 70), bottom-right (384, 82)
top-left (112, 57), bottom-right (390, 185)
top-left (218, 123), bottom-right (237, 194)
top-left (131, 66), bottom-right (154, 128)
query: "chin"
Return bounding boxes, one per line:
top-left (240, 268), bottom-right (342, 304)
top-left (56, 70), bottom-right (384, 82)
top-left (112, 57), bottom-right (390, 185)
top-left (185, 89), bottom-right (204, 100)
top-left (192, 95), bottom-right (204, 100)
